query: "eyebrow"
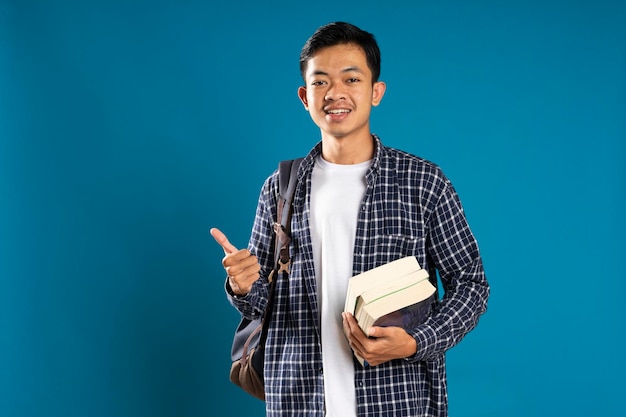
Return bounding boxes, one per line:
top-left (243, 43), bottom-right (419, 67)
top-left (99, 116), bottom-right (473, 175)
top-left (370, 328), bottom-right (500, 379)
top-left (311, 66), bottom-right (365, 76)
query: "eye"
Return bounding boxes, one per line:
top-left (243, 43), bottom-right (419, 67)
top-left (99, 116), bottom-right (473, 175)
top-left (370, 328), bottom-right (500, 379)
top-left (311, 80), bottom-right (327, 86)
top-left (347, 78), bottom-right (360, 83)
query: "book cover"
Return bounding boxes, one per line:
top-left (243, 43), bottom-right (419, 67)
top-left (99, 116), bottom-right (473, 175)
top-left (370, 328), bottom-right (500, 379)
top-left (368, 292), bottom-right (435, 331)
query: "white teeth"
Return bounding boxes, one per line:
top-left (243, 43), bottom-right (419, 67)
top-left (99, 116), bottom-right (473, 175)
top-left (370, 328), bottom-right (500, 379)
top-left (327, 109), bottom-right (350, 114)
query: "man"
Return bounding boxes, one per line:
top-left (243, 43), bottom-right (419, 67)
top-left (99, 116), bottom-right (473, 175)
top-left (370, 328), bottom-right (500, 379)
top-left (211, 21), bottom-right (489, 417)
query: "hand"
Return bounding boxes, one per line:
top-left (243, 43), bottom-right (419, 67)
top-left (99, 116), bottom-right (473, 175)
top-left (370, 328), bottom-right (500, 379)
top-left (341, 312), bottom-right (417, 367)
top-left (209, 227), bottom-right (261, 296)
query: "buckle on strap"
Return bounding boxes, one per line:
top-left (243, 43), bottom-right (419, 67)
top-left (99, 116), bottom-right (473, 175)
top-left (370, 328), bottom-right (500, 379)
top-left (277, 258), bottom-right (290, 274)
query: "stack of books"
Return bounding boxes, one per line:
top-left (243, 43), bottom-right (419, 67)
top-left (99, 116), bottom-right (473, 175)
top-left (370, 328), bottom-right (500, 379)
top-left (344, 256), bottom-right (437, 366)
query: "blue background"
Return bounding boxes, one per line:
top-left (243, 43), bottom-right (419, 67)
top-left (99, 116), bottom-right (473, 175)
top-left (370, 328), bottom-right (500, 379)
top-left (2, 1), bottom-right (624, 416)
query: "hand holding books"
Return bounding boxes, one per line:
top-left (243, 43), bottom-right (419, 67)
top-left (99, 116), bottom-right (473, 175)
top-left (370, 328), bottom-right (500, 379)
top-left (343, 256), bottom-right (436, 366)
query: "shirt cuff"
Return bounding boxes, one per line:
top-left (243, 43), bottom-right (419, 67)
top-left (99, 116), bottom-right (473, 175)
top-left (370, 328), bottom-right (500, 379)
top-left (224, 277), bottom-right (249, 301)
top-left (406, 325), bottom-right (438, 362)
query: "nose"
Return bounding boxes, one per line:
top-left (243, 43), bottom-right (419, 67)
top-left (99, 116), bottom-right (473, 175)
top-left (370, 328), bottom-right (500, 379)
top-left (324, 82), bottom-right (346, 101)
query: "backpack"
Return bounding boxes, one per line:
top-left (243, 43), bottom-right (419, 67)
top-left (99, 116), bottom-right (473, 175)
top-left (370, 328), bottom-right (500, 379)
top-left (229, 157), bottom-right (303, 400)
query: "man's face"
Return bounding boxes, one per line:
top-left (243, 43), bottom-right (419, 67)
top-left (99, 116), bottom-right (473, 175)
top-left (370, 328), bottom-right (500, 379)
top-left (298, 43), bottom-right (385, 141)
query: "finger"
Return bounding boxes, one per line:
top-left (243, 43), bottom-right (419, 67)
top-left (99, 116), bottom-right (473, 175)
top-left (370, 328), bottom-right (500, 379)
top-left (343, 312), bottom-right (366, 337)
top-left (209, 227), bottom-right (238, 254)
top-left (342, 312), bottom-right (352, 337)
top-left (223, 252), bottom-right (261, 278)
top-left (367, 326), bottom-right (386, 338)
top-left (350, 314), bottom-right (367, 337)
top-left (370, 325), bottom-right (406, 339)
top-left (342, 313), bottom-right (356, 346)
top-left (343, 313), bottom-right (370, 363)
top-left (342, 313), bottom-right (365, 346)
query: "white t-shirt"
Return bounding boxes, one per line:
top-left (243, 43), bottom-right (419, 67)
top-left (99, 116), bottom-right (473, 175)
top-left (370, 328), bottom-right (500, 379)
top-left (310, 155), bottom-right (370, 417)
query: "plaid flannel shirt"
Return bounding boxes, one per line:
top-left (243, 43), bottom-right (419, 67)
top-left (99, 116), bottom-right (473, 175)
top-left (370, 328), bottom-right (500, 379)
top-left (228, 135), bottom-right (490, 417)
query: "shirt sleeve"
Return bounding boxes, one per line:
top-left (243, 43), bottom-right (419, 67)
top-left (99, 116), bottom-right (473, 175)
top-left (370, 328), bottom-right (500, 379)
top-left (408, 179), bottom-right (490, 362)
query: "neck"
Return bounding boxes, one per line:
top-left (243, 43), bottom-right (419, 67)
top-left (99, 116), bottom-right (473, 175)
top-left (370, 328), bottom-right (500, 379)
top-left (320, 133), bottom-right (374, 164)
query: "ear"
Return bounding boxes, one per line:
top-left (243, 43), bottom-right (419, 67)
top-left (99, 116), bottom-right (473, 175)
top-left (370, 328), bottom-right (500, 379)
top-left (371, 81), bottom-right (386, 107)
top-left (297, 86), bottom-right (309, 110)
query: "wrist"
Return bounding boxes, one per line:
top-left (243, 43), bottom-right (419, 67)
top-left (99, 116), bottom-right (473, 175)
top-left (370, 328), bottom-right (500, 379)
top-left (226, 277), bottom-right (249, 298)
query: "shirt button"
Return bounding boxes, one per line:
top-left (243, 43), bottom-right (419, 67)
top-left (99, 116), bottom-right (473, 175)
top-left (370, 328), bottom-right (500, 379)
top-left (319, 368), bottom-right (323, 375)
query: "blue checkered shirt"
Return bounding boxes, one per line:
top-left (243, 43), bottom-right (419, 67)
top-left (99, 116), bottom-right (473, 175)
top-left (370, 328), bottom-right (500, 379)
top-left (228, 135), bottom-right (490, 417)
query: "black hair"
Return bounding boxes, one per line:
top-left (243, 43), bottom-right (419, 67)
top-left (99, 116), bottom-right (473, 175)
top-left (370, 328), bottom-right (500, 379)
top-left (299, 22), bottom-right (381, 83)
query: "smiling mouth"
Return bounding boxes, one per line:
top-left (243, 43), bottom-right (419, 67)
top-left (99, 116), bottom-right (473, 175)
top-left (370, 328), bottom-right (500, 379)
top-left (325, 109), bottom-right (351, 114)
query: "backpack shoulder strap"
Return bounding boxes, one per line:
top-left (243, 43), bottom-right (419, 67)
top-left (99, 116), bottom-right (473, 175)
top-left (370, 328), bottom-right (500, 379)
top-left (272, 157), bottom-right (303, 280)
top-left (255, 157), bottom-right (303, 354)
top-left (278, 158), bottom-right (303, 204)
top-left (277, 157), bottom-right (303, 225)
